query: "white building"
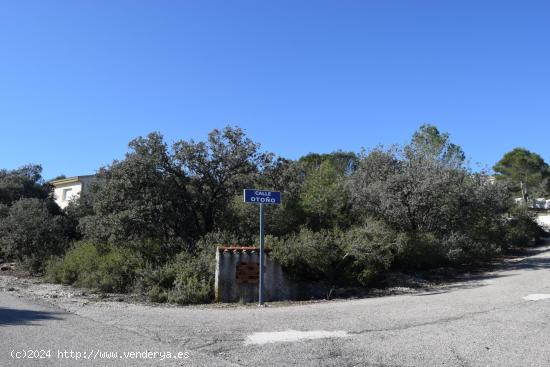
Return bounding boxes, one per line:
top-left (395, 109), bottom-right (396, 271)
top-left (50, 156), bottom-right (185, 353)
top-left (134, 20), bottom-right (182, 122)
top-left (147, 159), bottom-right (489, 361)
top-left (515, 197), bottom-right (550, 210)
top-left (533, 198), bottom-right (550, 210)
top-left (50, 175), bottom-right (96, 209)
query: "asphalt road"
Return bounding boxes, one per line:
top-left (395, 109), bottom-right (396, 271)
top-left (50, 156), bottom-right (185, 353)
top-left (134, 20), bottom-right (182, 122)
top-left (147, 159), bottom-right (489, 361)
top-left (2, 247), bottom-right (550, 367)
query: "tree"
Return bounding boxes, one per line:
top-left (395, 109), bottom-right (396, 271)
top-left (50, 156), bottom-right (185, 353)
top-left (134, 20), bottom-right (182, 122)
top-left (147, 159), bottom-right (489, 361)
top-left (0, 164), bottom-right (50, 205)
top-left (349, 125), bottom-right (513, 266)
top-left (300, 161), bottom-right (347, 229)
top-left (493, 148), bottom-right (550, 201)
top-left (299, 151), bottom-right (358, 176)
top-left (79, 127), bottom-right (271, 251)
top-left (220, 157), bottom-right (309, 241)
top-left (0, 165), bottom-right (74, 270)
top-left (406, 124), bottom-right (465, 167)
top-left (0, 198), bottom-right (72, 271)
top-left (260, 157), bottom-right (308, 236)
top-left (173, 126), bottom-right (271, 237)
top-left (79, 132), bottom-right (194, 248)
top-left (350, 146), bottom-right (465, 233)
top-left (349, 125), bottom-right (469, 234)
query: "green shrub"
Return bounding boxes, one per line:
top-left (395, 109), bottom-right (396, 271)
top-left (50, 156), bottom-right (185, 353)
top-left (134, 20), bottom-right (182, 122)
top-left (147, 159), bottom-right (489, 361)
top-left (170, 272), bottom-right (212, 304)
top-left (46, 242), bottom-right (142, 293)
top-left (271, 222), bottom-right (408, 287)
top-left (504, 207), bottom-right (546, 247)
top-left (441, 232), bottom-right (500, 264)
top-left (270, 227), bottom-right (346, 282)
top-left (138, 261), bottom-right (180, 303)
top-left (0, 198), bottom-right (73, 272)
top-left (342, 221), bottom-right (406, 285)
top-left (395, 229), bottom-right (504, 269)
top-left (137, 250), bottom-right (214, 305)
top-left (393, 232), bottom-right (446, 269)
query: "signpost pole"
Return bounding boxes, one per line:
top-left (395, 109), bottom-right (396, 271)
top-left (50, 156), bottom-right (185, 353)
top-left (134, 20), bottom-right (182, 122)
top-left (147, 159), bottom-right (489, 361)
top-left (258, 203), bottom-right (265, 306)
top-left (243, 189), bottom-right (280, 307)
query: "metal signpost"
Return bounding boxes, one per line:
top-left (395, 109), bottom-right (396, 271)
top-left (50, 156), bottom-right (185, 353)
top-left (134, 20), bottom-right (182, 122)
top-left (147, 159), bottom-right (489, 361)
top-left (243, 189), bottom-right (281, 306)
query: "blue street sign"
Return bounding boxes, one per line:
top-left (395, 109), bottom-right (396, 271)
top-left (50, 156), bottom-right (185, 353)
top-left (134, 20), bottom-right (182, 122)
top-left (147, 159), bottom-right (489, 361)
top-left (243, 189), bottom-right (281, 205)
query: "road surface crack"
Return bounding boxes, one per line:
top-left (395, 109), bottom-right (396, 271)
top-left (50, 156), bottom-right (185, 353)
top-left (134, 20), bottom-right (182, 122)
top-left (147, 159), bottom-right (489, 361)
top-left (350, 302), bottom-right (524, 335)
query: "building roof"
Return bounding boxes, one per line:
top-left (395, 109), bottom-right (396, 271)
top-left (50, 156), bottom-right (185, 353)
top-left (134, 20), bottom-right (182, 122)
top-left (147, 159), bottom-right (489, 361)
top-left (217, 246), bottom-right (272, 254)
top-left (49, 175), bottom-right (95, 186)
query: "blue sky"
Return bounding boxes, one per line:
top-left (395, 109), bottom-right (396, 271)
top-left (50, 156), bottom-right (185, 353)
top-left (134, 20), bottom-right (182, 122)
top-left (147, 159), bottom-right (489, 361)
top-left (1, 1), bottom-right (549, 179)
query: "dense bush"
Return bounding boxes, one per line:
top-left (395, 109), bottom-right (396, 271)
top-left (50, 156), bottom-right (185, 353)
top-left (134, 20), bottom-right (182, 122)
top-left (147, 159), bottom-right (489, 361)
top-left (78, 127), bottom-right (270, 251)
top-left (269, 228), bottom-right (346, 283)
top-left (136, 250), bottom-right (214, 304)
top-left (504, 206), bottom-right (547, 247)
top-left (0, 165), bottom-right (50, 205)
top-left (46, 242), bottom-right (143, 292)
top-left (0, 165), bottom-right (74, 271)
top-left (300, 161), bottom-right (349, 230)
top-left (271, 221), bottom-right (425, 287)
top-left (342, 221), bottom-right (407, 285)
top-left (0, 198), bottom-right (72, 271)
top-left (347, 126), bottom-right (524, 270)
top-left (269, 125), bottom-right (546, 291)
top-left (7, 125), bottom-right (548, 303)
top-left (440, 231), bottom-right (500, 265)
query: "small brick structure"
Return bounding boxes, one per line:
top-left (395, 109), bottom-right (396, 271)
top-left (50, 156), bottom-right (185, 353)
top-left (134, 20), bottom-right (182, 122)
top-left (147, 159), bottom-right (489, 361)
top-left (214, 246), bottom-right (291, 303)
top-left (235, 261), bottom-right (261, 284)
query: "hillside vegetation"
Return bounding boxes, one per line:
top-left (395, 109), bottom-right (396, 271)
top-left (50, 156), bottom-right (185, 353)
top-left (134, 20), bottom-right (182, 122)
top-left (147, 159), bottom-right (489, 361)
top-left (1, 125), bottom-right (547, 304)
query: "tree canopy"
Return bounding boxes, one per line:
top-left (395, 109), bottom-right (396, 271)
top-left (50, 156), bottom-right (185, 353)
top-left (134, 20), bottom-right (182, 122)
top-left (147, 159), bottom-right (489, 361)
top-left (79, 127), bottom-right (273, 251)
top-left (0, 164), bottom-right (50, 205)
top-left (0, 165), bottom-right (72, 271)
top-left (493, 147), bottom-right (550, 200)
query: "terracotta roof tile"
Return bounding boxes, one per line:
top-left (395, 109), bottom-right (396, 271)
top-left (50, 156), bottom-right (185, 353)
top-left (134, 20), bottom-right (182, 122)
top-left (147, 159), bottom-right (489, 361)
top-left (217, 246), bottom-right (271, 253)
